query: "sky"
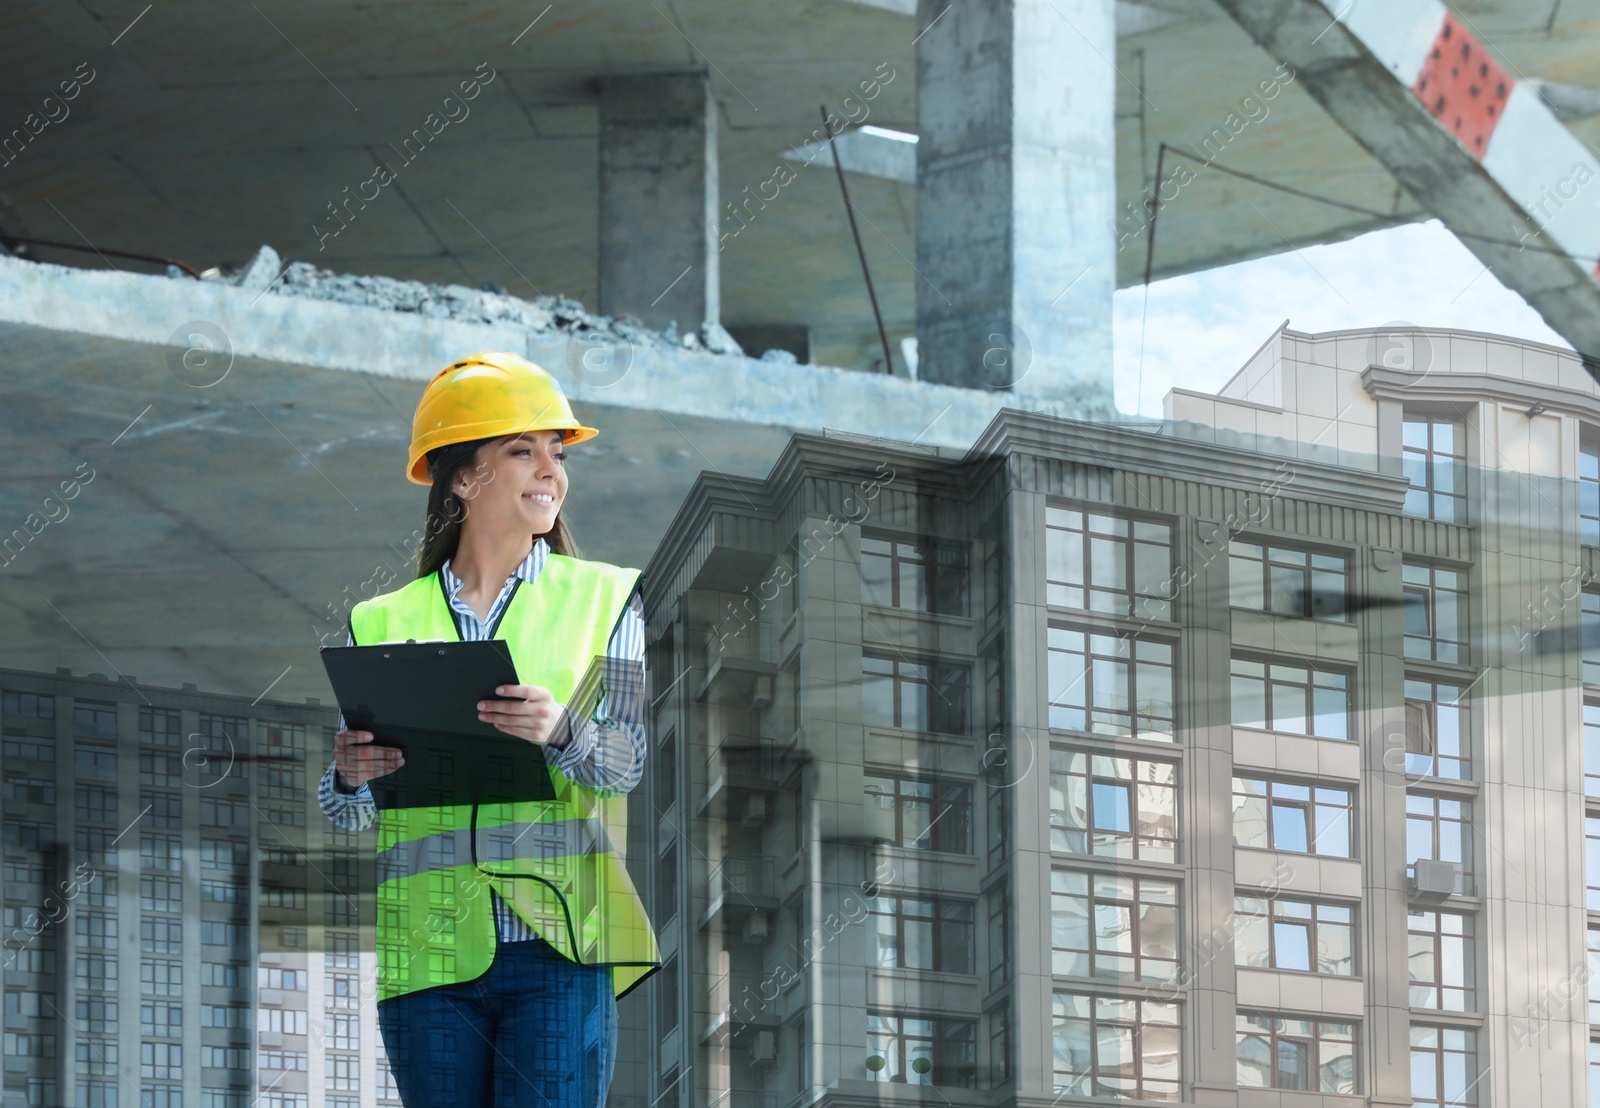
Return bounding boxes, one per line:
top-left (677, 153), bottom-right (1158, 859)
top-left (1110, 218), bottom-right (1570, 418)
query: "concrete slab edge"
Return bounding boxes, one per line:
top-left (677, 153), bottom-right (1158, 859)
top-left (0, 253), bottom-right (1098, 451)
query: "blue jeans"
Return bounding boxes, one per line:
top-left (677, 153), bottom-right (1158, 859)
top-left (378, 936), bottom-right (618, 1107)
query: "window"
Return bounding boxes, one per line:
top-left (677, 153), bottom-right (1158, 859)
top-left (1589, 595), bottom-right (1600, 686)
top-left (140, 1041), bottom-right (182, 1080)
top-left (869, 896), bottom-right (975, 974)
top-left (1583, 438), bottom-right (1600, 545)
top-left (3, 691), bottom-right (55, 719)
top-left (1403, 563), bottom-right (1466, 663)
top-left (74, 744), bottom-right (117, 781)
top-left (865, 1013), bottom-right (976, 1087)
top-left (1411, 1025), bottom-right (1478, 1108)
top-left (1230, 658), bottom-right (1349, 740)
top-left (861, 653), bottom-right (969, 735)
top-left (988, 881), bottom-right (1009, 992)
top-left (76, 1038), bottom-right (117, 1074)
top-left (1050, 749), bottom-right (1177, 862)
top-left (1047, 628), bottom-right (1174, 739)
top-left (1234, 896), bottom-right (1354, 975)
top-left (3, 775), bottom-right (54, 805)
top-left (1236, 1012), bottom-right (1356, 1093)
top-left (201, 839), bottom-right (248, 869)
top-left (262, 721), bottom-right (306, 759)
top-left (140, 958), bottom-right (181, 996)
top-left (1051, 871), bottom-right (1177, 982)
top-left (72, 954), bottom-right (116, 992)
top-left (258, 1050), bottom-right (308, 1071)
top-left (141, 916), bottom-right (183, 954)
top-left (1229, 542), bottom-right (1348, 621)
top-left (865, 774), bottom-right (972, 853)
top-left (258, 967), bottom-right (306, 991)
top-left (324, 1013), bottom-right (358, 1050)
top-left (861, 533), bottom-right (968, 615)
top-left (327, 973), bottom-right (358, 1009)
top-left (74, 997), bottom-right (116, 1032)
top-left (142, 1087), bottom-right (182, 1108)
top-left (327, 1054), bottom-right (360, 1091)
top-left (986, 786), bottom-right (1008, 869)
top-left (140, 1000), bottom-right (182, 1035)
top-left (1590, 927), bottom-right (1600, 1024)
top-left (76, 912), bottom-right (118, 950)
top-left (987, 1004), bottom-right (1010, 1089)
top-left (1403, 413), bottom-right (1465, 521)
top-left (74, 702), bottom-right (117, 740)
top-left (1587, 702), bottom-right (1600, 798)
top-left (201, 798), bottom-right (245, 827)
top-left (1407, 910), bottom-right (1474, 1011)
top-left (658, 845), bottom-right (678, 923)
top-left (141, 833), bottom-right (182, 871)
top-left (1, 735), bottom-right (54, 762)
top-left (326, 932), bottom-right (359, 969)
top-left (75, 784), bottom-right (117, 823)
top-left (1587, 816), bottom-right (1600, 911)
top-left (1406, 794), bottom-right (1471, 878)
top-left (656, 958), bottom-right (677, 1034)
top-left (139, 706), bottom-right (181, 746)
top-left (258, 764), bottom-right (306, 800)
top-left (203, 1046), bottom-right (249, 1069)
top-left (142, 791), bottom-right (181, 828)
top-left (1045, 508), bottom-right (1174, 621)
top-left (139, 750), bottom-right (182, 787)
top-left (1233, 777), bottom-right (1353, 857)
top-left (4, 990), bottom-right (43, 1017)
top-left (1406, 678), bottom-right (1470, 780)
top-left (196, 713), bottom-right (248, 783)
top-left (76, 826), bottom-right (118, 866)
top-left (201, 921), bottom-right (245, 948)
top-left (1052, 993), bottom-right (1178, 1101)
top-left (202, 1005), bottom-right (245, 1028)
top-left (260, 1009), bottom-right (307, 1034)
top-left (3, 819), bottom-right (48, 851)
top-left (140, 874), bottom-right (182, 912)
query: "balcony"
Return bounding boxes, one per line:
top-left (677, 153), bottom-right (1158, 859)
top-left (699, 853), bottom-right (779, 931)
top-left (696, 734), bottom-right (786, 821)
top-left (697, 622), bottom-right (776, 707)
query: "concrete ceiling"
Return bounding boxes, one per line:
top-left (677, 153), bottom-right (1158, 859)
top-left (0, 319), bottom-right (797, 704)
top-left (5, 1), bottom-right (1597, 372)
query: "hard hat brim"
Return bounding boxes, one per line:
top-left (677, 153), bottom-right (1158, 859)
top-left (407, 423), bottom-right (598, 484)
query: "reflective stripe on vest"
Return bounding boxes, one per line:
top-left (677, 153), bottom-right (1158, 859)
top-left (350, 554), bottom-right (660, 1002)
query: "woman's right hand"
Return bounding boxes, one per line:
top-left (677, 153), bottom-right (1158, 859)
top-left (333, 729), bottom-right (404, 790)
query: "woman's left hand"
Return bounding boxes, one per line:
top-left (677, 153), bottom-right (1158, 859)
top-left (477, 685), bottom-right (570, 748)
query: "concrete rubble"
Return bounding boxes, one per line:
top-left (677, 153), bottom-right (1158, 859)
top-left (204, 244), bottom-right (751, 359)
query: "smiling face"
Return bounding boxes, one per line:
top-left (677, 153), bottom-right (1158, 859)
top-left (457, 430), bottom-right (569, 540)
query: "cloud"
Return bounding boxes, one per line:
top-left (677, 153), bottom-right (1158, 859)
top-left (1112, 219), bottom-right (1570, 416)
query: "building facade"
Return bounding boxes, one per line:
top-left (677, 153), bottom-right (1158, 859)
top-left (0, 672), bottom-right (386, 1108)
top-left (634, 325), bottom-right (1600, 1108)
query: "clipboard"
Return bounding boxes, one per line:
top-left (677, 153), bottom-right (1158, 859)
top-left (319, 639), bottom-right (557, 808)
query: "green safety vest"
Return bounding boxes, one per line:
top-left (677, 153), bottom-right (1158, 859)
top-left (349, 553), bottom-right (660, 1001)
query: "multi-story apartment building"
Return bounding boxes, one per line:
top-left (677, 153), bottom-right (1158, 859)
top-left (0, 672), bottom-right (385, 1108)
top-left (632, 325), bottom-right (1600, 1108)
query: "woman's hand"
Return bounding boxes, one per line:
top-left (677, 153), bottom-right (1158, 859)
top-left (478, 685), bottom-right (570, 748)
top-left (333, 728), bottom-right (404, 790)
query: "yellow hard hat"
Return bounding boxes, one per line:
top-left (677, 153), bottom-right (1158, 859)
top-left (406, 351), bottom-right (598, 484)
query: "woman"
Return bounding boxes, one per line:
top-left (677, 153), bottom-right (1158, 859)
top-left (318, 351), bottom-right (659, 1107)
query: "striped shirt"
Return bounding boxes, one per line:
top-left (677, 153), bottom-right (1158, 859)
top-left (317, 538), bottom-right (647, 941)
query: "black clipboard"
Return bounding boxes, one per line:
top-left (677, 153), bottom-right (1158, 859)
top-left (319, 639), bottom-right (557, 808)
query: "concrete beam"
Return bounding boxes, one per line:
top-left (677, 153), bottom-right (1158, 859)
top-left (1214, 0), bottom-right (1600, 369)
top-left (782, 126), bottom-right (917, 185)
top-left (598, 72), bottom-right (719, 332)
top-left (913, 0), bottom-right (1118, 407)
top-left (0, 254), bottom-right (1107, 453)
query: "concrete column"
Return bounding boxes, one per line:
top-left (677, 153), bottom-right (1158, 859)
top-left (914, 0), bottom-right (1116, 408)
top-left (598, 72), bottom-right (720, 332)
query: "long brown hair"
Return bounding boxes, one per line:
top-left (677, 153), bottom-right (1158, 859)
top-left (414, 434), bottom-right (579, 580)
